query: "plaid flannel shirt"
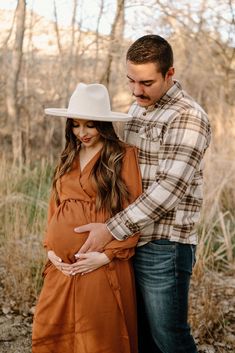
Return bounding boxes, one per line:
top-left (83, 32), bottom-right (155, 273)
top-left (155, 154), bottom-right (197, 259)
top-left (106, 81), bottom-right (211, 246)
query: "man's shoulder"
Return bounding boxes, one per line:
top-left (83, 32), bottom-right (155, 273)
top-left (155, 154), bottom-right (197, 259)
top-left (181, 89), bottom-right (204, 109)
top-left (161, 89), bottom-right (209, 132)
top-left (173, 87), bottom-right (206, 116)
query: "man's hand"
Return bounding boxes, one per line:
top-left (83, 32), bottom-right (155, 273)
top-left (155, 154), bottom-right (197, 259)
top-left (74, 223), bottom-right (113, 253)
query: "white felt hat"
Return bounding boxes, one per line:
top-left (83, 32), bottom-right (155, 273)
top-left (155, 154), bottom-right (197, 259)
top-left (44, 83), bottom-right (131, 122)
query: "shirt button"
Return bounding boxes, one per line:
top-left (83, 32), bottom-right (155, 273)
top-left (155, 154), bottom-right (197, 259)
top-left (143, 112), bottom-right (147, 116)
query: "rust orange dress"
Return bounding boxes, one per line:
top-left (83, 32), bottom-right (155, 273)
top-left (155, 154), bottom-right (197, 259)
top-left (32, 145), bottom-right (142, 353)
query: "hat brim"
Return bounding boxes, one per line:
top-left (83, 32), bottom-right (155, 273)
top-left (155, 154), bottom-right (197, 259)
top-left (44, 108), bottom-right (132, 122)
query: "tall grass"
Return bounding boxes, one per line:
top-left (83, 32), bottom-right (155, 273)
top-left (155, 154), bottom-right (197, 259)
top-left (195, 142), bottom-right (235, 272)
top-left (0, 139), bottom-right (234, 322)
top-left (0, 157), bottom-right (53, 311)
top-left (189, 140), bottom-right (235, 342)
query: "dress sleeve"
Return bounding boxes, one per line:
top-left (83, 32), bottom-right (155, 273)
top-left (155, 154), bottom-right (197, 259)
top-left (103, 146), bottom-right (142, 260)
top-left (103, 234), bottom-right (139, 261)
top-left (43, 191), bottom-right (58, 249)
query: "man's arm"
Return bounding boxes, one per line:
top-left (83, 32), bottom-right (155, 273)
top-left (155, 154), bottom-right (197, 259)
top-left (75, 111), bottom-right (210, 251)
top-left (107, 110), bottom-right (211, 240)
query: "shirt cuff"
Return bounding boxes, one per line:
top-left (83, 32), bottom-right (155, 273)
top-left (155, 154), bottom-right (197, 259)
top-left (106, 215), bottom-right (140, 241)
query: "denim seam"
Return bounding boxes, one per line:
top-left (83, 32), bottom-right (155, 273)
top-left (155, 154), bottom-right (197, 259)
top-left (174, 244), bottom-right (183, 352)
top-left (190, 245), bottom-right (196, 268)
top-left (175, 244), bottom-right (197, 353)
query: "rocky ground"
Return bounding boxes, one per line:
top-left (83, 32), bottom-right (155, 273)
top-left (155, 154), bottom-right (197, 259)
top-left (190, 272), bottom-right (235, 353)
top-left (0, 313), bottom-right (32, 353)
top-left (0, 272), bottom-right (234, 353)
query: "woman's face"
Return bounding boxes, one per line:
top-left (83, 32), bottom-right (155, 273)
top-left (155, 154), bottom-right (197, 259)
top-left (72, 119), bottom-right (102, 148)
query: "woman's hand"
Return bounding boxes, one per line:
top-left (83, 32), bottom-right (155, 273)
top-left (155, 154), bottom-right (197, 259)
top-left (48, 250), bottom-right (72, 277)
top-left (70, 252), bottom-right (111, 275)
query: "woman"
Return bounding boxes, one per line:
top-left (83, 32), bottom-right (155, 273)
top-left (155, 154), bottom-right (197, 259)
top-left (32, 83), bottom-right (142, 353)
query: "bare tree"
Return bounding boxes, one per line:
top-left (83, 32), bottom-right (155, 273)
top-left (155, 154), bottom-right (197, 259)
top-left (93, 0), bottom-right (105, 77)
top-left (53, 0), bottom-right (63, 57)
top-left (6, 0), bottom-right (26, 167)
top-left (100, 0), bottom-right (125, 88)
top-left (1, 0), bottom-right (234, 161)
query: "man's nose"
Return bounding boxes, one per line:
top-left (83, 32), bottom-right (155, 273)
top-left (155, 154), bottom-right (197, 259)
top-left (133, 83), bottom-right (143, 97)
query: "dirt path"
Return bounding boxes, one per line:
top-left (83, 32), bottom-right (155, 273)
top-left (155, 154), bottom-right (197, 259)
top-left (0, 272), bottom-right (234, 353)
top-left (0, 313), bottom-right (32, 353)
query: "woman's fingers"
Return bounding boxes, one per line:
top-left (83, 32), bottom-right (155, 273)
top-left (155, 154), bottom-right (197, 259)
top-left (48, 250), bottom-right (74, 276)
top-left (69, 252), bottom-right (110, 275)
top-left (59, 264), bottom-right (73, 276)
top-left (48, 250), bottom-right (62, 266)
top-left (47, 251), bottom-right (109, 276)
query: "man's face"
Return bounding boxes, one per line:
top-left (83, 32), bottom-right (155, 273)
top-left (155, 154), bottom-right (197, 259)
top-left (126, 61), bottom-right (174, 107)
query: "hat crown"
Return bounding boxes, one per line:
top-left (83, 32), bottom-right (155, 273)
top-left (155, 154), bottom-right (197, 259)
top-left (44, 82), bottom-right (131, 121)
top-left (68, 83), bottom-right (111, 117)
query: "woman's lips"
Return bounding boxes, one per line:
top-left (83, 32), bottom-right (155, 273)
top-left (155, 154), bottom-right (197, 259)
top-left (81, 137), bottom-right (91, 143)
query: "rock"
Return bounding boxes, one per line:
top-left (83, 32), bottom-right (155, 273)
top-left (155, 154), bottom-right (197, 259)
top-left (226, 333), bottom-right (235, 344)
top-left (2, 306), bottom-right (11, 315)
top-left (29, 306), bottom-right (36, 315)
top-left (198, 344), bottom-right (215, 353)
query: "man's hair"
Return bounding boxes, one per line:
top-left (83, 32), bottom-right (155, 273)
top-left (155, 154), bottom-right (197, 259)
top-left (126, 34), bottom-right (174, 77)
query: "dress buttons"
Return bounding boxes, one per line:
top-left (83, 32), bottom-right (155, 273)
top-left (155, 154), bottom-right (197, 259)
top-left (142, 112), bottom-right (147, 116)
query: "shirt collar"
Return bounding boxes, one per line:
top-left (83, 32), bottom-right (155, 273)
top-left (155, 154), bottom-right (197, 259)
top-left (134, 81), bottom-right (183, 113)
top-left (154, 80), bottom-right (182, 108)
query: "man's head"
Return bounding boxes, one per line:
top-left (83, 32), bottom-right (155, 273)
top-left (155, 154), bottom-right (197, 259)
top-left (126, 34), bottom-right (173, 77)
top-left (126, 35), bottom-right (175, 107)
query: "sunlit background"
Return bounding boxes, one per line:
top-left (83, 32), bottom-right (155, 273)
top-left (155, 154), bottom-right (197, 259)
top-left (0, 1), bottom-right (234, 352)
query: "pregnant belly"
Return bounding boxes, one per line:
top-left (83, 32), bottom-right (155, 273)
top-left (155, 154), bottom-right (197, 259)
top-left (46, 200), bottom-right (98, 263)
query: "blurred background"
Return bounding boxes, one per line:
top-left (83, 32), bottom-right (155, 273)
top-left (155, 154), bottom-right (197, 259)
top-left (0, 1), bottom-right (234, 352)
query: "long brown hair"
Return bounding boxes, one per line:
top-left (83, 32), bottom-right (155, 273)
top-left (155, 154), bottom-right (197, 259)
top-left (52, 118), bottom-right (130, 216)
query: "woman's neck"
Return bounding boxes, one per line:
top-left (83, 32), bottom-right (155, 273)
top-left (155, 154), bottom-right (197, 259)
top-left (79, 142), bottom-right (103, 171)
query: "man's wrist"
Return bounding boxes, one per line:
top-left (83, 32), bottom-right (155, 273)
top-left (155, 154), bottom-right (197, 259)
top-left (106, 218), bottom-right (133, 241)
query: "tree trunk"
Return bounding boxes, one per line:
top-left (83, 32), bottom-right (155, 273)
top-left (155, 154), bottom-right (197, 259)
top-left (6, 0), bottom-right (26, 167)
top-left (100, 0), bottom-right (125, 88)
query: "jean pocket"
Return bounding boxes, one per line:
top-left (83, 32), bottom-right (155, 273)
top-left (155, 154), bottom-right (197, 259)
top-left (148, 239), bottom-right (176, 252)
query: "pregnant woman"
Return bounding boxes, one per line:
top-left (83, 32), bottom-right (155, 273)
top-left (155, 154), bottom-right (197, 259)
top-left (32, 83), bottom-right (142, 353)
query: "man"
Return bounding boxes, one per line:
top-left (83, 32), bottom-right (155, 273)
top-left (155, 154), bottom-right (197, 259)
top-left (75, 35), bottom-right (211, 353)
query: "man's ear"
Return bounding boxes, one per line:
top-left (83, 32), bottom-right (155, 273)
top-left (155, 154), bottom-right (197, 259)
top-left (166, 67), bottom-right (175, 79)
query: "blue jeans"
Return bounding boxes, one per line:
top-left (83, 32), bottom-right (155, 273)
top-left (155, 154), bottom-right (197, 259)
top-left (133, 239), bottom-right (198, 353)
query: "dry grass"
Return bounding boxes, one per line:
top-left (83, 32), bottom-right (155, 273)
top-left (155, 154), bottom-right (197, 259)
top-left (196, 138), bottom-right (235, 272)
top-left (0, 135), bottom-right (234, 338)
top-left (188, 136), bottom-right (235, 346)
top-left (0, 157), bottom-right (52, 311)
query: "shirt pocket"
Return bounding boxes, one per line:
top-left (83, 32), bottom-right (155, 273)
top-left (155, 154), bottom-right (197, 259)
top-left (139, 125), bottom-right (163, 151)
top-left (137, 125), bottom-right (164, 179)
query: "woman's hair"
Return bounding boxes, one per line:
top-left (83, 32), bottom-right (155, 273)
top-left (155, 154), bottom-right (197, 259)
top-left (126, 34), bottom-right (173, 77)
top-left (52, 118), bottom-right (130, 216)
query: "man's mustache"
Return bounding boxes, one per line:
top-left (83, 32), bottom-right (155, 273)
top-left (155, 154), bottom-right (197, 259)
top-left (133, 94), bottom-right (149, 100)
